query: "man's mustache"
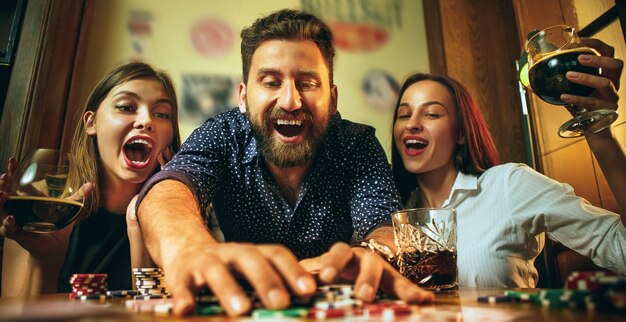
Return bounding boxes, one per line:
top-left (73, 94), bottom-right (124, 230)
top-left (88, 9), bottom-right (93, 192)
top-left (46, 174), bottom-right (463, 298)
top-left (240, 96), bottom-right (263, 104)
top-left (266, 107), bottom-right (313, 122)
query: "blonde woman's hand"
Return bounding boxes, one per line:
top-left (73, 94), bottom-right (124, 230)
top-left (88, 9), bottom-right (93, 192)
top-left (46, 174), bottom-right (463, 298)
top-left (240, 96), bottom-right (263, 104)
top-left (127, 194), bottom-right (155, 269)
top-left (157, 147), bottom-right (174, 170)
top-left (0, 158), bottom-right (94, 257)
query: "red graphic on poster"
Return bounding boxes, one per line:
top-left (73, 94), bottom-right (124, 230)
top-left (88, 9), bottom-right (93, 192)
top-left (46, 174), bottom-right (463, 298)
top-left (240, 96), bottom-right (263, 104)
top-left (190, 18), bottom-right (235, 58)
top-left (327, 21), bottom-right (388, 52)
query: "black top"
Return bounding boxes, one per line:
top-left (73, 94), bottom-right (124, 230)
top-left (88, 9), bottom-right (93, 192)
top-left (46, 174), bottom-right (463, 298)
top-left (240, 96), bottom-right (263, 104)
top-left (57, 208), bottom-right (131, 292)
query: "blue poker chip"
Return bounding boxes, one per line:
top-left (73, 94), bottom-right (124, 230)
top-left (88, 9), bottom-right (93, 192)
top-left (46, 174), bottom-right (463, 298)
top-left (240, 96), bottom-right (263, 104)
top-left (134, 294), bottom-right (171, 300)
top-left (106, 290), bottom-right (139, 297)
top-left (477, 295), bottom-right (512, 303)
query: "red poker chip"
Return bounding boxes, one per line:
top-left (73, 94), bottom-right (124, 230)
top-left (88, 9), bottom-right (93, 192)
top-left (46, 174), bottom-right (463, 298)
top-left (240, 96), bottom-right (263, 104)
top-left (69, 293), bottom-right (107, 300)
top-left (568, 271), bottom-right (617, 279)
top-left (71, 287), bottom-right (108, 293)
top-left (69, 279), bottom-right (107, 285)
top-left (70, 273), bottom-right (107, 279)
top-left (72, 282), bottom-right (108, 286)
top-left (309, 308), bottom-right (353, 318)
top-left (364, 302), bottom-right (412, 316)
top-left (565, 279), bottom-right (600, 292)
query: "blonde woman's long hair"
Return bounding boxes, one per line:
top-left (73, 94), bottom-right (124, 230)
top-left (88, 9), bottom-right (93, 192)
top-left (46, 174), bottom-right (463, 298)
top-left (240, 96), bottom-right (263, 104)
top-left (66, 62), bottom-right (181, 216)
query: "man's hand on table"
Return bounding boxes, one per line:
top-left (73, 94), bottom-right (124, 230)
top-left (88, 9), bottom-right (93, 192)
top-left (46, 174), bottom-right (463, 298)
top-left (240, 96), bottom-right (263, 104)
top-left (165, 242), bottom-right (316, 316)
top-left (300, 242), bottom-right (435, 303)
top-left (164, 241), bottom-right (433, 317)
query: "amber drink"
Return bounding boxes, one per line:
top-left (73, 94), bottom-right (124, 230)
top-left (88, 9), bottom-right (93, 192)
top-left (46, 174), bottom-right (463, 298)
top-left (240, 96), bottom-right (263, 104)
top-left (392, 208), bottom-right (458, 291)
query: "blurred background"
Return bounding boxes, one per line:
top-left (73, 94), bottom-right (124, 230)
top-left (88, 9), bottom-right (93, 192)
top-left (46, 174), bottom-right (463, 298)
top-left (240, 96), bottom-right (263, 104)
top-left (74, 0), bottom-right (430, 156)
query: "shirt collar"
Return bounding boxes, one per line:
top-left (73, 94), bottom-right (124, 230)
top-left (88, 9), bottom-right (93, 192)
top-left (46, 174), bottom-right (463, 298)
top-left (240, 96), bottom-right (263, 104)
top-left (241, 110), bottom-right (258, 164)
top-left (452, 170), bottom-right (478, 191)
top-left (442, 170), bottom-right (478, 208)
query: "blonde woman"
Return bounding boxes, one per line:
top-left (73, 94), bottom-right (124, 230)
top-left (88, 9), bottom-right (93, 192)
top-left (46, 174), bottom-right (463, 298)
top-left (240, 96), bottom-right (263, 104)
top-left (0, 62), bottom-right (180, 295)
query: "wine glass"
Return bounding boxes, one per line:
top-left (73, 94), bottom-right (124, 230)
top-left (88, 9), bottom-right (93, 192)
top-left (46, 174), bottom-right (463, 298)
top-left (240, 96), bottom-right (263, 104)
top-left (3, 149), bottom-right (84, 233)
top-left (525, 25), bottom-right (618, 138)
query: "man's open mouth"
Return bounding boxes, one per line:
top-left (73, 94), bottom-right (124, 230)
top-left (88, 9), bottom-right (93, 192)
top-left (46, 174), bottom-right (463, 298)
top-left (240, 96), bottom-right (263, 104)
top-left (274, 118), bottom-right (305, 137)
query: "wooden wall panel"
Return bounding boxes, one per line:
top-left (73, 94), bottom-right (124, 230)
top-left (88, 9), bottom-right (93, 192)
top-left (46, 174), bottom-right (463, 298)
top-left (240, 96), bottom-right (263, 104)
top-left (513, 0), bottom-right (581, 156)
top-left (542, 139), bottom-right (601, 206)
top-left (0, 0), bottom-right (87, 169)
top-left (594, 123), bottom-right (625, 213)
top-left (423, 0), bottom-right (528, 164)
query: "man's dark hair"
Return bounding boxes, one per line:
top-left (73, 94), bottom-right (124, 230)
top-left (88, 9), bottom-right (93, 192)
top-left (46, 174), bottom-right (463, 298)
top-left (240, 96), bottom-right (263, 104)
top-left (240, 9), bottom-right (335, 85)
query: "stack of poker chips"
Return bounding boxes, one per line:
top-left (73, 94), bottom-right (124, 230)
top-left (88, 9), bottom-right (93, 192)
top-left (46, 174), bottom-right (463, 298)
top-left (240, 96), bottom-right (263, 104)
top-left (564, 271), bottom-right (626, 311)
top-left (253, 284), bottom-right (412, 319)
top-left (132, 267), bottom-right (170, 299)
top-left (490, 270), bottom-right (626, 311)
top-left (128, 283), bottom-right (414, 318)
top-left (69, 273), bottom-right (108, 301)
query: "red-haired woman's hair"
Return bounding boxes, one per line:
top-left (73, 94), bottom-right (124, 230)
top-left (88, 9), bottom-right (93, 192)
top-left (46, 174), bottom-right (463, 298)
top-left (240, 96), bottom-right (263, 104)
top-left (391, 73), bottom-right (500, 203)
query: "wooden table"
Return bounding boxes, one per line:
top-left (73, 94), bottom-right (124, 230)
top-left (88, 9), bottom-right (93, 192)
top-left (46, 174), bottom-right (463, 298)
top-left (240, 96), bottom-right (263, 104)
top-left (1, 288), bottom-right (624, 321)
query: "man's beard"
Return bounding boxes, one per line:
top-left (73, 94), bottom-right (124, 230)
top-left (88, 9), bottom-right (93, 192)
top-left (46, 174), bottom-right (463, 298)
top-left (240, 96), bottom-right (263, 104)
top-left (247, 103), bottom-right (331, 168)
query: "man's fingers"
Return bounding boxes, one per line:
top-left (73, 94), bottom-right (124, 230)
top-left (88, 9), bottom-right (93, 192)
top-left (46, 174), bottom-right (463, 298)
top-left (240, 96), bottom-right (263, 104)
top-left (380, 266), bottom-right (435, 304)
top-left (170, 272), bottom-right (199, 316)
top-left (202, 261), bottom-right (251, 316)
top-left (228, 245), bottom-right (290, 309)
top-left (351, 250), bottom-right (383, 302)
top-left (317, 242), bottom-right (355, 284)
top-left (258, 245), bottom-right (317, 297)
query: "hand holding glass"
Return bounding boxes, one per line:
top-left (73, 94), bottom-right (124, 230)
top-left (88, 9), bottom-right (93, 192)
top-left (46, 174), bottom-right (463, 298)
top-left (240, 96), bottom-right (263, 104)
top-left (525, 25), bottom-right (618, 137)
top-left (3, 149), bottom-right (83, 233)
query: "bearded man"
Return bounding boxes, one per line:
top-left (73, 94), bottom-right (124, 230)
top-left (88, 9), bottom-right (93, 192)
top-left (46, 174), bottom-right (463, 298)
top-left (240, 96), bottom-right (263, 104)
top-left (135, 8), bottom-right (433, 317)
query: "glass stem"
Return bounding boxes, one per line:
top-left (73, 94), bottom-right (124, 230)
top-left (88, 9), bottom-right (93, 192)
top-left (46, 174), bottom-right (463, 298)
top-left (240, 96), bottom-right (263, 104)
top-left (566, 104), bottom-right (587, 117)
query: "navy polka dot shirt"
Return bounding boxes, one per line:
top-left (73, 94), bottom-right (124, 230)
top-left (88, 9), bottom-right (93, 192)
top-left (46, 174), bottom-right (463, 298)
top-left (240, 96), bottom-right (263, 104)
top-left (138, 108), bottom-right (401, 259)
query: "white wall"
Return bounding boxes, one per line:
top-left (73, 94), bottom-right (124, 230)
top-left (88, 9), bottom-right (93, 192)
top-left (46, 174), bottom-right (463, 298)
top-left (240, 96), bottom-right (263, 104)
top-left (76, 0), bottom-right (430, 158)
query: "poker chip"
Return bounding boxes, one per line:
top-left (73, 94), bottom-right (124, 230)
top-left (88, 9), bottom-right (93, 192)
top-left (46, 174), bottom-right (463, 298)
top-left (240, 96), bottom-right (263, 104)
top-left (69, 294), bottom-right (108, 301)
top-left (503, 290), bottom-right (537, 301)
top-left (478, 295), bottom-right (513, 303)
top-left (196, 305), bottom-right (224, 316)
top-left (107, 290), bottom-right (139, 298)
top-left (309, 307), bottom-right (351, 319)
top-left (252, 307), bottom-right (309, 318)
top-left (69, 273), bottom-right (108, 300)
top-left (314, 298), bottom-right (362, 309)
top-left (134, 294), bottom-right (171, 300)
top-left (70, 273), bottom-right (108, 279)
top-left (133, 267), bottom-right (170, 297)
top-left (481, 271), bottom-right (626, 313)
top-left (133, 267), bottom-right (163, 273)
top-left (363, 302), bottom-right (412, 317)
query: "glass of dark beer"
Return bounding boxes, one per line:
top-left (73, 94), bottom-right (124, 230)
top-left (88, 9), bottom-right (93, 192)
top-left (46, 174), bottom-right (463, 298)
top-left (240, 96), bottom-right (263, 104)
top-left (392, 208), bottom-right (457, 291)
top-left (3, 149), bottom-right (83, 233)
top-left (525, 25), bottom-right (618, 138)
